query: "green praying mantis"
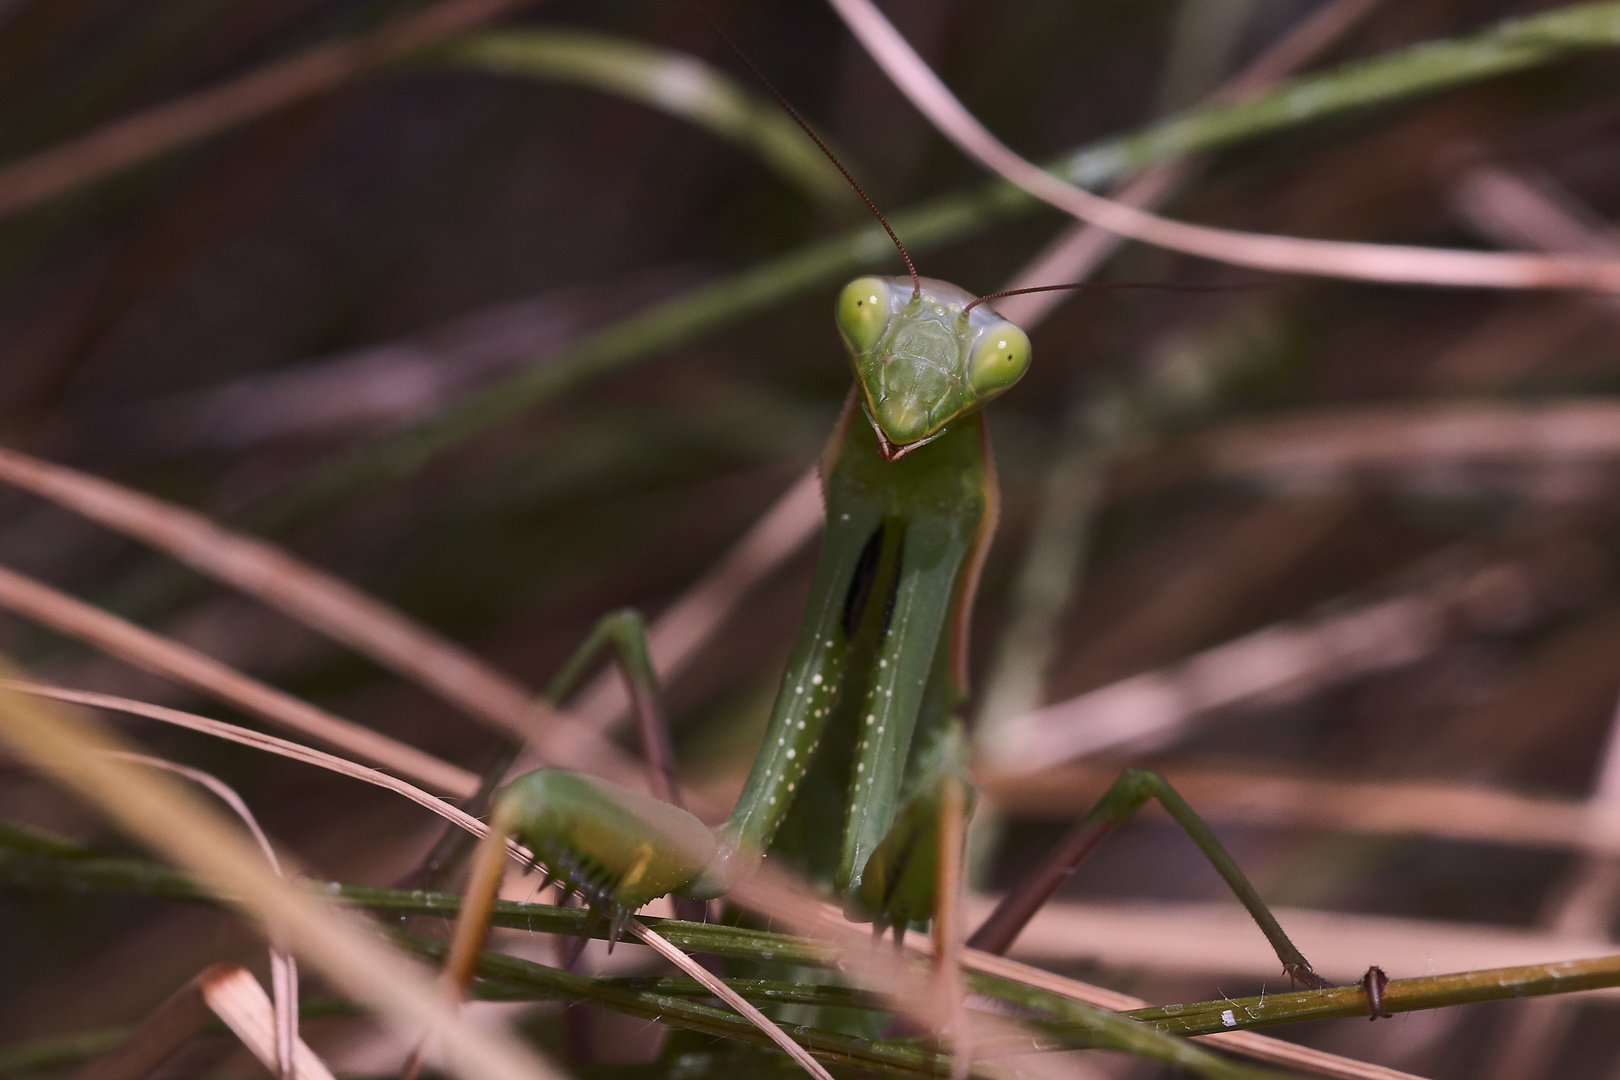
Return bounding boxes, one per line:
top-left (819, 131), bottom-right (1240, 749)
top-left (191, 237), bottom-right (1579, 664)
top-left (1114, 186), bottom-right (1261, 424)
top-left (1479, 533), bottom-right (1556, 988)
top-left (429, 13), bottom-right (1333, 1036)
top-left (432, 270), bottom-right (1330, 998)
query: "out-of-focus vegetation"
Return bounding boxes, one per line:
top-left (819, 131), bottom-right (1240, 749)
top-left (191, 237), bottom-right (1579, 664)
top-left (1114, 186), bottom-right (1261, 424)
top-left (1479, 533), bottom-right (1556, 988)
top-left (1, 0), bottom-right (1620, 1077)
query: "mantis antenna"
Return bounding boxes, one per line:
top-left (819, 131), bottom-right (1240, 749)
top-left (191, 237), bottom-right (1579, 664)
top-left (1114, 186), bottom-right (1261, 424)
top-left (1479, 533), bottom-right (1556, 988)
top-left (689, 2), bottom-right (921, 298)
top-left (965, 279), bottom-right (1271, 313)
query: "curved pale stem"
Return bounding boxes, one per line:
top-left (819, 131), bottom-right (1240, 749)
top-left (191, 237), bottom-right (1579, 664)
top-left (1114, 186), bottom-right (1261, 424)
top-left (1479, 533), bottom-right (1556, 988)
top-left (827, 0), bottom-right (1620, 293)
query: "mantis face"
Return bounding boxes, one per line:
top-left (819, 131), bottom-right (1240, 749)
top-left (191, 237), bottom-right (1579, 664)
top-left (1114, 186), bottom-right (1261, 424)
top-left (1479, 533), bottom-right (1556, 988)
top-left (836, 275), bottom-right (1031, 460)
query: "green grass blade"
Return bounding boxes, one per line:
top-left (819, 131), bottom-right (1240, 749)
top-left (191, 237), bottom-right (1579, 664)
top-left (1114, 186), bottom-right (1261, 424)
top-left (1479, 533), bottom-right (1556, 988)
top-left (439, 29), bottom-right (860, 210)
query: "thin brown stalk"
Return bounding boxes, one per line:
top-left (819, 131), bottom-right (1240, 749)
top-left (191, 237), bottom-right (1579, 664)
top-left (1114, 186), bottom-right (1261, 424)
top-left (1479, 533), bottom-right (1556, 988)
top-left (109, 752), bottom-right (302, 1080)
top-left (980, 760), bottom-right (1620, 857)
top-left (732, 869), bottom-right (1332, 1080)
top-left (727, 870), bottom-right (1067, 1080)
top-left (0, 675), bottom-right (565, 1080)
top-left (191, 965), bottom-right (334, 1080)
top-left (1182, 400), bottom-right (1620, 485)
top-left (988, 539), bottom-right (1594, 772)
top-left (828, 0), bottom-right (1620, 293)
top-left (1217, 0), bottom-right (1387, 98)
top-left (628, 920), bottom-right (835, 1080)
top-left (933, 775), bottom-right (968, 1080)
top-left (0, 564), bottom-right (477, 796)
top-left (994, 0), bottom-right (1389, 327)
top-left (0, 447), bottom-right (641, 785)
top-left (0, 680), bottom-right (507, 848)
top-left (1474, 694), bottom-right (1620, 1080)
top-left (67, 963), bottom-right (337, 1080)
top-left (958, 895), bottom-right (1616, 985)
top-left (66, 968), bottom-right (216, 1080)
top-left (1452, 164), bottom-right (1620, 265)
top-left (553, 468), bottom-right (822, 751)
top-left (987, 589), bottom-right (1442, 770)
top-left (0, 0), bottom-right (547, 219)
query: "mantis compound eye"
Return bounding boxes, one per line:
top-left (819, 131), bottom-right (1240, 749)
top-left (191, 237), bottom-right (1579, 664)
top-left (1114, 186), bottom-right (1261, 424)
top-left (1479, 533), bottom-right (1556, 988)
top-left (836, 276), bottom-right (892, 353)
top-left (968, 320), bottom-right (1031, 397)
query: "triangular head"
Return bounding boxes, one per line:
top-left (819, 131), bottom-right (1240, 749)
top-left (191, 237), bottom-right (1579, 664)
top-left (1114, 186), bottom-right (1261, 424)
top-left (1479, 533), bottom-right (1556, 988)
top-left (836, 276), bottom-right (1031, 460)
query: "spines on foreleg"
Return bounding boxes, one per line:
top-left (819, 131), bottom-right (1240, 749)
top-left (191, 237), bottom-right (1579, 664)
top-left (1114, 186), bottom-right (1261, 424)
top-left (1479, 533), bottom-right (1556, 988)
top-left (406, 605), bottom-right (680, 895)
top-left (495, 769), bottom-right (731, 948)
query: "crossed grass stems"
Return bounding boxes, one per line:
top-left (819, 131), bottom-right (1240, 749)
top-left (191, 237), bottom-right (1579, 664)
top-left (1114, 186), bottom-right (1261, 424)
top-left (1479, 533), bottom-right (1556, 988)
top-left (2, 1), bottom-right (1620, 1078)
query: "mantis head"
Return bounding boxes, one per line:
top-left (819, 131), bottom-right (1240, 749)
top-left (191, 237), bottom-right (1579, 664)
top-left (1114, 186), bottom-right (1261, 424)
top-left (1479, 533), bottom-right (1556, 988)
top-left (836, 275), bottom-right (1031, 460)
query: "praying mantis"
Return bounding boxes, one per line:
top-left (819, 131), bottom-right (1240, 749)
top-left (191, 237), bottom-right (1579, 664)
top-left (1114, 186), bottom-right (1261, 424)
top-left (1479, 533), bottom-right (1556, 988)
top-left (435, 269), bottom-right (1329, 1003)
top-left (427, 3), bottom-right (1337, 1050)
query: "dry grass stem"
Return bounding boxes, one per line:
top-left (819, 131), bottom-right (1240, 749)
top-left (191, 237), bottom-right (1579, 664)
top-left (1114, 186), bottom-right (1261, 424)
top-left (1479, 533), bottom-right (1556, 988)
top-left (990, 539), bottom-right (1592, 771)
top-left (933, 775), bottom-right (969, 1080)
top-left (1469, 696), bottom-right (1620, 1079)
top-left (982, 760), bottom-right (1620, 856)
top-left (963, 895), bottom-right (1618, 985)
top-left (1179, 400), bottom-right (1620, 486)
top-left (828, 0), bottom-right (1620, 292)
top-left (0, 680), bottom-right (526, 856)
top-left (0, 0), bottom-right (547, 219)
top-left (728, 870), bottom-right (1068, 1080)
top-left (726, 867), bottom-right (1289, 1080)
top-left (990, 591), bottom-right (1440, 769)
top-left (190, 964), bottom-right (334, 1080)
top-left (628, 920), bottom-right (836, 1080)
top-left (67, 963), bottom-right (334, 1080)
top-left (994, 0), bottom-right (1389, 327)
top-left (107, 752), bottom-right (301, 1080)
top-left (1453, 164), bottom-right (1620, 266)
top-left (0, 564), bottom-right (478, 795)
top-left (1215, 0), bottom-right (1391, 99)
top-left (551, 468), bottom-right (822, 752)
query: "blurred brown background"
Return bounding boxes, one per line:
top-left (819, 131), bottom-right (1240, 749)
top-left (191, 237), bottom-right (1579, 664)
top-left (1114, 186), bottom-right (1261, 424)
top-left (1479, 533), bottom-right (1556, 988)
top-left (1, 0), bottom-right (1619, 1076)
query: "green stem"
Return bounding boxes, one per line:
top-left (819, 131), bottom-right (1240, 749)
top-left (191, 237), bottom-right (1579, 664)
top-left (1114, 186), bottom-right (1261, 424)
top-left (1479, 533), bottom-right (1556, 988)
top-left (436, 29), bottom-right (859, 210)
top-left (1061, 2), bottom-right (1620, 186)
top-left (1122, 954), bottom-right (1620, 1036)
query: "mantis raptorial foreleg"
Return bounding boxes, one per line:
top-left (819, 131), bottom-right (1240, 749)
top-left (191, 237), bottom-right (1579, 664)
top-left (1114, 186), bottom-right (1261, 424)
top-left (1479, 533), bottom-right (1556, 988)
top-left (407, 607), bottom-right (684, 894)
top-left (853, 722), bottom-right (977, 941)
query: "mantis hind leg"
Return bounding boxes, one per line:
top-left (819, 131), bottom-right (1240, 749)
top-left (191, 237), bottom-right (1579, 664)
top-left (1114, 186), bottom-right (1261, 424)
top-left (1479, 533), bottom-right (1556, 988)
top-left (967, 768), bottom-right (1330, 988)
